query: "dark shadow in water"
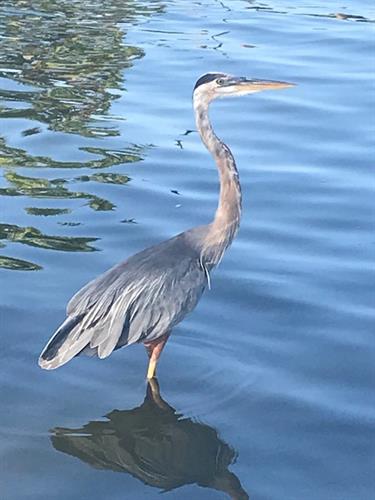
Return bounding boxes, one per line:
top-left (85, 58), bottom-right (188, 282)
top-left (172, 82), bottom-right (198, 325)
top-left (51, 379), bottom-right (249, 500)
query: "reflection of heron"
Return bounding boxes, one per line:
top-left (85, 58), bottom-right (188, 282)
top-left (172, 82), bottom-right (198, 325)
top-left (51, 379), bottom-right (249, 499)
top-left (39, 73), bottom-right (294, 378)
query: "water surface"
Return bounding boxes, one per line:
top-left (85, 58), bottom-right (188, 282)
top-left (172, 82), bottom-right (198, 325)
top-left (1, 1), bottom-right (374, 499)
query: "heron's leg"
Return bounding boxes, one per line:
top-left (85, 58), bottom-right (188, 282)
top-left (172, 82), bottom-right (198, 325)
top-left (144, 333), bottom-right (170, 379)
top-left (146, 378), bottom-right (175, 411)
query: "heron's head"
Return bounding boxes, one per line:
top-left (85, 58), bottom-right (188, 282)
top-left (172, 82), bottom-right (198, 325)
top-left (193, 72), bottom-right (295, 104)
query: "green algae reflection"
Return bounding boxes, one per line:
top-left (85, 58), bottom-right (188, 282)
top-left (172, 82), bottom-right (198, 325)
top-left (0, 1), bottom-right (163, 270)
top-left (0, 0), bottom-right (164, 137)
top-left (25, 207), bottom-right (72, 217)
top-left (0, 223), bottom-right (98, 252)
top-left (0, 255), bottom-right (42, 271)
top-left (1, 171), bottom-right (119, 212)
top-left (0, 138), bottom-right (146, 171)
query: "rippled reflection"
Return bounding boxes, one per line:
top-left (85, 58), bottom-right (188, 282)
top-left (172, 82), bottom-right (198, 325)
top-left (1, 170), bottom-right (118, 212)
top-left (0, 0), bottom-right (161, 269)
top-left (0, 137), bottom-right (146, 170)
top-left (51, 379), bottom-right (249, 499)
top-left (0, 254), bottom-right (42, 271)
top-left (0, 223), bottom-right (97, 252)
top-left (0, 0), bottom-right (164, 136)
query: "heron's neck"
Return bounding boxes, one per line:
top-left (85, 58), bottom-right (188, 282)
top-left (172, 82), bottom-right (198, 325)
top-left (194, 98), bottom-right (242, 266)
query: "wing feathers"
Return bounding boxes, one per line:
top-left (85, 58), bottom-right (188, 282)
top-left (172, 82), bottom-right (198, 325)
top-left (39, 232), bottom-right (208, 370)
top-left (39, 317), bottom-right (94, 370)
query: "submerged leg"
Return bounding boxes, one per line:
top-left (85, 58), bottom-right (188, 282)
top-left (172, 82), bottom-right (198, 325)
top-left (147, 378), bottom-right (175, 411)
top-left (144, 333), bottom-right (170, 379)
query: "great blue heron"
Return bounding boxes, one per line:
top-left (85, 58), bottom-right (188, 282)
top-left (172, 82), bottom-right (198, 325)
top-left (39, 72), bottom-right (294, 379)
top-left (51, 378), bottom-right (249, 499)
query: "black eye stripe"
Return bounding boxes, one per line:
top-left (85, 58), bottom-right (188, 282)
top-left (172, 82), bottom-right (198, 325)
top-left (194, 73), bottom-right (225, 91)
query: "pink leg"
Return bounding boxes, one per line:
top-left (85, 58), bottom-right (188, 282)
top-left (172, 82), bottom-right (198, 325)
top-left (144, 333), bottom-right (170, 379)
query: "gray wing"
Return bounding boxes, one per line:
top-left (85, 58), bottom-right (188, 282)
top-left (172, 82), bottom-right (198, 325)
top-left (39, 231), bottom-right (208, 369)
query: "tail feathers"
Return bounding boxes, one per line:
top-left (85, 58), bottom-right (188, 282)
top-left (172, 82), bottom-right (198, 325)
top-left (39, 314), bottom-right (91, 370)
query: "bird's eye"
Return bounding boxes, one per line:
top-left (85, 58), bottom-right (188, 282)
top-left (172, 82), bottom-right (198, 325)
top-left (216, 78), bottom-right (225, 85)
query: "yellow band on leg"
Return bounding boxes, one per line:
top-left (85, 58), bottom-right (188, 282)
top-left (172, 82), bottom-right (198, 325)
top-left (147, 359), bottom-right (157, 379)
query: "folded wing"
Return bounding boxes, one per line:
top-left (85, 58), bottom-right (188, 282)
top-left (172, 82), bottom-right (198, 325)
top-left (39, 232), bottom-right (207, 370)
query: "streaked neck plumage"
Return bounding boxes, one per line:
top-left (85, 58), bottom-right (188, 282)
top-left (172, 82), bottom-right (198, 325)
top-left (193, 93), bottom-right (242, 267)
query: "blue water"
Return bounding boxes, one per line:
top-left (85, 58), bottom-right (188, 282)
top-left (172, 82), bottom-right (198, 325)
top-left (1, 1), bottom-right (374, 499)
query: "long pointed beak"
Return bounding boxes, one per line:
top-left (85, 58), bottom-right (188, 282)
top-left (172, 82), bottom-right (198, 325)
top-left (230, 77), bottom-right (296, 92)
